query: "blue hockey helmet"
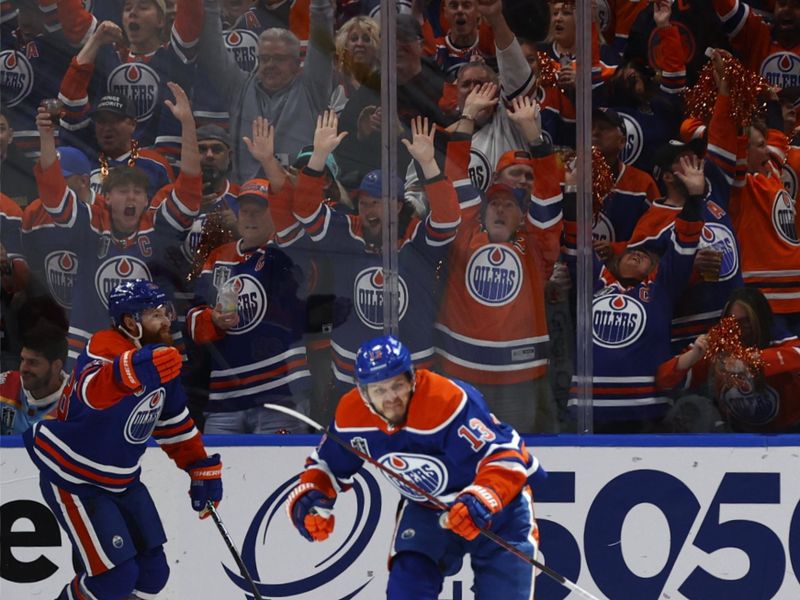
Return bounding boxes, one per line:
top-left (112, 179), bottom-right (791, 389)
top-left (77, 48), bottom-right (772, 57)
top-left (108, 279), bottom-right (171, 327)
top-left (355, 335), bottom-right (413, 386)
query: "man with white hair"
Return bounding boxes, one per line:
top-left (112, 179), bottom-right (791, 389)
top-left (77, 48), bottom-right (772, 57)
top-left (198, 0), bottom-right (334, 179)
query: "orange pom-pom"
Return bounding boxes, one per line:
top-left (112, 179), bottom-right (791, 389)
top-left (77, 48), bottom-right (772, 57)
top-left (684, 54), bottom-right (769, 128)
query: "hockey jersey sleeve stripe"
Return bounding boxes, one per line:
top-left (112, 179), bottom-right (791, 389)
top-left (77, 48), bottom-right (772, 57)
top-left (36, 425), bottom-right (139, 475)
top-left (210, 356), bottom-right (307, 387)
top-left (209, 346), bottom-right (307, 378)
top-left (52, 484), bottom-right (116, 575)
top-left (209, 369), bottom-right (310, 401)
top-left (716, 0), bottom-right (749, 38)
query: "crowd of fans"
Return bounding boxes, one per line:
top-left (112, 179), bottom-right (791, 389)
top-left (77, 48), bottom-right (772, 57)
top-left (1, 0), bottom-right (799, 437)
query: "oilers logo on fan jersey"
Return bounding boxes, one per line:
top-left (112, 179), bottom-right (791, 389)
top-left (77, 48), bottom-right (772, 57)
top-left (592, 212), bottom-right (616, 242)
top-left (719, 382), bottom-right (780, 427)
top-left (95, 257), bottom-right (152, 308)
top-left (699, 224), bottom-right (739, 280)
top-left (45, 250), bottom-right (78, 308)
top-left (124, 388), bottom-right (165, 444)
top-left (468, 147), bottom-right (492, 192)
top-left (224, 30), bottom-right (259, 72)
top-left (466, 245), bottom-right (523, 306)
top-left (0, 50), bottom-right (34, 107)
top-left (354, 267), bottom-right (409, 329)
top-left (379, 453), bottom-right (449, 502)
top-left (760, 52), bottom-right (800, 89)
top-left (107, 63), bottom-right (160, 122)
top-left (772, 189), bottom-right (798, 245)
top-left (593, 295), bottom-right (647, 348)
top-left (220, 275), bottom-right (268, 335)
top-left (618, 112), bottom-right (644, 166)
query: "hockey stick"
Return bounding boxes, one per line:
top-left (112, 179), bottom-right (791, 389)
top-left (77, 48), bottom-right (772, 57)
top-left (206, 501), bottom-right (266, 600)
top-left (264, 403), bottom-right (601, 600)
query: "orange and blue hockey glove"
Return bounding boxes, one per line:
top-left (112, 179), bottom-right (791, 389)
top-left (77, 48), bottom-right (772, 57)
top-left (287, 482), bottom-right (336, 542)
top-left (447, 485), bottom-right (502, 541)
top-left (114, 345), bottom-right (182, 391)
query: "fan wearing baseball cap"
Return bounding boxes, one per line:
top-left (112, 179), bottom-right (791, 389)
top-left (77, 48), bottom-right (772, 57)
top-left (33, 81), bottom-right (202, 365)
top-left (287, 111), bottom-right (460, 403)
top-left (56, 0), bottom-right (204, 160)
top-left (436, 112), bottom-right (563, 434)
top-left (590, 107), bottom-right (659, 258)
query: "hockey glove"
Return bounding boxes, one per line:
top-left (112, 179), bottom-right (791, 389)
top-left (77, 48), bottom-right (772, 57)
top-left (187, 454), bottom-right (223, 519)
top-left (113, 345), bottom-right (182, 392)
top-left (287, 482), bottom-right (336, 542)
top-left (447, 485), bottom-right (502, 541)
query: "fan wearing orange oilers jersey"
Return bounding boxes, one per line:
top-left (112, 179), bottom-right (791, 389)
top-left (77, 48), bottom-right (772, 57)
top-left (712, 0), bottom-right (800, 89)
top-left (729, 105), bottom-right (800, 335)
top-left (289, 112), bottom-right (460, 393)
top-left (564, 154), bottom-right (705, 430)
top-left (657, 288), bottom-right (800, 432)
top-left (627, 58), bottom-right (744, 353)
top-left (435, 94), bottom-right (562, 434)
top-left (23, 279), bottom-right (222, 600)
top-left (286, 336), bottom-right (544, 600)
top-left (56, 0), bottom-right (202, 161)
top-left (33, 82), bottom-right (201, 366)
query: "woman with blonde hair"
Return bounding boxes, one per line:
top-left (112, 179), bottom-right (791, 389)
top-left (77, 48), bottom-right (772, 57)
top-left (330, 16), bottom-right (381, 114)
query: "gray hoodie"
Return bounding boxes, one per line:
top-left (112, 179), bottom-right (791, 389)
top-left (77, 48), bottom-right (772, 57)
top-left (198, 0), bottom-right (334, 181)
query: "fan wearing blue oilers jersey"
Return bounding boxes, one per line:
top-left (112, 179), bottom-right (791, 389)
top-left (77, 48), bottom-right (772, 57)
top-left (290, 111), bottom-right (461, 398)
top-left (287, 335), bottom-right (543, 600)
top-left (564, 154), bottom-right (706, 431)
top-left (23, 280), bottom-right (222, 600)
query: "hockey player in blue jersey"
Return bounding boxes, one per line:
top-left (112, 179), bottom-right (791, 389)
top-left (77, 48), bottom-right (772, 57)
top-left (286, 335), bottom-right (542, 599)
top-left (23, 279), bottom-right (223, 600)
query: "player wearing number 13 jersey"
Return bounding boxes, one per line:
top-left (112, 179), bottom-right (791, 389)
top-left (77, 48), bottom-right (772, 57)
top-left (286, 336), bottom-right (544, 600)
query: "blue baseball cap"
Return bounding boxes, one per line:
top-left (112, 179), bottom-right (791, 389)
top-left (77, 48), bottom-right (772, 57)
top-left (486, 183), bottom-right (527, 210)
top-left (358, 170), bottom-right (404, 199)
top-left (58, 146), bottom-right (91, 177)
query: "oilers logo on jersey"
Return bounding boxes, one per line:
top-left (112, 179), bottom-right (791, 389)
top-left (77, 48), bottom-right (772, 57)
top-left (44, 250), bottom-right (78, 308)
top-left (124, 387), bottom-right (165, 444)
top-left (378, 452), bottom-right (448, 502)
top-left (781, 162), bottom-right (797, 201)
top-left (618, 112), bottom-right (644, 166)
top-left (699, 224), bottom-right (739, 280)
top-left (760, 52), bottom-right (800, 89)
top-left (107, 63), bottom-right (161, 122)
top-left (466, 245), bottom-right (523, 307)
top-left (771, 189), bottom-right (799, 245)
top-left (592, 212), bottom-right (616, 242)
top-left (0, 50), bottom-right (34, 107)
top-left (468, 147), bottom-right (492, 192)
top-left (593, 294), bottom-right (647, 348)
top-left (95, 257), bottom-right (152, 308)
top-left (224, 30), bottom-right (259, 73)
top-left (353, 268), bottom-right (409, 329)
top-left (220, 274), bottom-right (268, 335)
top-left (718, 380), bottom-right (780, 427)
